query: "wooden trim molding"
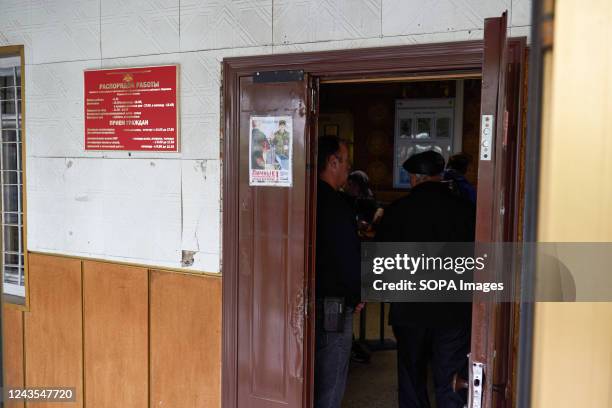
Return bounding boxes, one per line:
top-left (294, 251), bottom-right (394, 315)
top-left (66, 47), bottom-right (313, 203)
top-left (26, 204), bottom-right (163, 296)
top-left (27, 251), bottom-right (221, 280)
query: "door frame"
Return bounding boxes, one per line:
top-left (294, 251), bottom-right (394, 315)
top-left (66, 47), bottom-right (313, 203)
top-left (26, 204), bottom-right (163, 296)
top-left (222, 38), bottom-right (526, 408)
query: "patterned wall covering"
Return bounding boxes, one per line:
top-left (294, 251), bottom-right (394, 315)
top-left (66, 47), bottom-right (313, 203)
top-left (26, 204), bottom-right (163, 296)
top-left (0, 0), bottom-right (531, 273)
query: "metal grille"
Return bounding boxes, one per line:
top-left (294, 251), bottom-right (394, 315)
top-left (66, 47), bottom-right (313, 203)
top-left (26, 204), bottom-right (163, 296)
top-left (0, 56), bottom-right (25, 298)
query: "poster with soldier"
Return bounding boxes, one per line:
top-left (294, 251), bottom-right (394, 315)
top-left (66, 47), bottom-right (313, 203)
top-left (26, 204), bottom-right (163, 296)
top-left (249, 115), bottom-right (293, 187)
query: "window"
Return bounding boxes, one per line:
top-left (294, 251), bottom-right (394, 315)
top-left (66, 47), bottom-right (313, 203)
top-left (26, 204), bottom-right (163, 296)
top-left (0, 51), bottom-right (25, 301)
top-left (394, 98), bottom-right (456, 188)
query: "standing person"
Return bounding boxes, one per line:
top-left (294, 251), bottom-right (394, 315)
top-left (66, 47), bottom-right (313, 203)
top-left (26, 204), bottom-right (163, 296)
top-left (344, 170), bottom-right (383, 233)
top-left (315, 136), bottom-right (362, 408)
top-left (443, 153), bottom-right (477, 204)
top-left (377, 150), bottom-right (475, 408)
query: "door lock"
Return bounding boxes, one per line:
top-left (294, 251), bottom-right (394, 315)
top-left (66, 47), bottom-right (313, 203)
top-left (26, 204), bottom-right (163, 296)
top-left (470, 361), bottom-right (484, 408)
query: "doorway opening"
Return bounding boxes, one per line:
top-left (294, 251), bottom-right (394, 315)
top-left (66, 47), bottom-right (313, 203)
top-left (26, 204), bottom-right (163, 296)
top-left (222, 22), bottom-right (527, 408)
top-left (315, 77), bottom-right (483, 408)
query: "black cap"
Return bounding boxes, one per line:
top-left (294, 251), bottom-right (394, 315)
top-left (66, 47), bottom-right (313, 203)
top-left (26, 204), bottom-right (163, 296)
top-left (402, 150), bottom-right (445, 176)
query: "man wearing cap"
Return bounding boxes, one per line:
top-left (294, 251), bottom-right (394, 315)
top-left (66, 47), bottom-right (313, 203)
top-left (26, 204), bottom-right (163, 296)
top-left (377, 150), bottom-right (475, 408)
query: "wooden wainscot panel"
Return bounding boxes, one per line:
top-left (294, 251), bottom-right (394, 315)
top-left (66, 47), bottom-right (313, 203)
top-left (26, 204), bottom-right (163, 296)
top-left (150, 271), bottom-right (222, 408)
top-left (24, 253), bottom-right (83, 408)
top-left (2, 307), bottom-right (25, 408)
top-left (83, 261), bottom-right (148, 408)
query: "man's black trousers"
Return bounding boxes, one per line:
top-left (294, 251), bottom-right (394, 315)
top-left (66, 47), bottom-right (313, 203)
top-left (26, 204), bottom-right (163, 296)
top-left (392, 326), bottom-right (470, 408)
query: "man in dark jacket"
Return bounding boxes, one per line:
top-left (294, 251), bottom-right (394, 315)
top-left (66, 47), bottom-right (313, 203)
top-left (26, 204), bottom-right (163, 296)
top-left (315, 136), bottom-right (362, 408)
top-left (377, 150), bottom-right (476, 408)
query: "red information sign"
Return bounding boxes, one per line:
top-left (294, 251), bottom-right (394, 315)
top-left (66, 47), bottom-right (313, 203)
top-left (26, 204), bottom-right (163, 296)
top-left (84, 65), bottom-right (179, 151)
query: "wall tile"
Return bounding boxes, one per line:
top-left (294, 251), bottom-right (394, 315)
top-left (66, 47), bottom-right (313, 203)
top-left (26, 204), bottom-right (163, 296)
top-left (382, 0), bottom-right (509, 37)
top-left (180, 159), bottom-right (220, 269)
top-left (25, 59), bottom-right (101, 158)
top-left (273, 0), bottom-right (381, 44)
top-left (100, 159), bottom-right (182, 263)
top-left (511, 0), bottom-right (531, 27)
top-left (180, 0), bottom-right (272, 52)
top-left (0, 0), bottom-right (34, 61)
top-left (30, 0), bottom-right (100, 64)
top-left (26, 157), bottom-right (68, 251)
top-left (101, 0), bottom-right (179, 59)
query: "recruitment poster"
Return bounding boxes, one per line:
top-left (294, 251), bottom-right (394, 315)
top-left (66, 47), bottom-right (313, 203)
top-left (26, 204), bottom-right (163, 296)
top-left (84, 65), bottom-right (179, 151)
top-left (249, 115), bottom-right (293, 187)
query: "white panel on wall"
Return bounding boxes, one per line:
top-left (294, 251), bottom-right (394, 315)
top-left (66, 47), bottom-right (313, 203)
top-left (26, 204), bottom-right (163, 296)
top-left (101, 0), bottom-right (180, 59)
top-left (273, 0), bottom-right (381, 45)
top-left (27, 157), bottom-right (183, 265)
top-left (511, 0), bottom-right (531, 27)
top-left (180, 159), bottom-right (220, 272)
top-left (26, 157), bottom-right (69, 252)
top-left (180, 0), bottom-right (273, 52)
top-left (30, 0), bottom-right (100, 64)
top-left (100, 159), bottom-right (182, 264)
top-left (382, 0), bottom-right (509, 37)
top-left (63, 158), bottom-right (106, 255)
top-left (26, 59), bottom-right (101, 158)
top-left (0, 0), bottom-right (33, 60)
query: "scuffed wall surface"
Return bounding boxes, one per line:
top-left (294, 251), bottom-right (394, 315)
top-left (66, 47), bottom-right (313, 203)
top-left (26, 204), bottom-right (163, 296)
top-left (0, 0), bottom-right (531, 272)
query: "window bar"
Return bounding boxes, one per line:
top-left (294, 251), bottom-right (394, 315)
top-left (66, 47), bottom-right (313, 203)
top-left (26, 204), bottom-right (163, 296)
top-left (14, 66), bottom-right (23, 288)
top-left (0, 73), bottom-right (5, 291)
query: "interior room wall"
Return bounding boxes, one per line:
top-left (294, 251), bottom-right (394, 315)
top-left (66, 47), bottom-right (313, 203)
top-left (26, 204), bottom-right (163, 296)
top-left (320, 80), bottom-right (481, 203)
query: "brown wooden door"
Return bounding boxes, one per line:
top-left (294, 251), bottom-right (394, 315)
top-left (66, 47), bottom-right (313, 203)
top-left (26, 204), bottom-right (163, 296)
top-left (236, 73), bottom-right (311, 408)
top-left (471, 12), bottom-right (527, 408)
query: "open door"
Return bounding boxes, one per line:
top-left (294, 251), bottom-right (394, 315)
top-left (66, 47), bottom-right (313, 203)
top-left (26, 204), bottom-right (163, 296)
top-left (234, 71), bottom-right (313, 407)
top-left (471, 12), bottom-right (527, 408)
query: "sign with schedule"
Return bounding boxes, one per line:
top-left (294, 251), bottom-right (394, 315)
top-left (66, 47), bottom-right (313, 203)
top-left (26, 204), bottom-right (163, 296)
top-left (84, 65), bottom-right (179, 151)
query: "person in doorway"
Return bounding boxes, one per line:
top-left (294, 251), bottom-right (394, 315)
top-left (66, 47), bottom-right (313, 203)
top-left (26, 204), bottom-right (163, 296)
top-left (344, 170), bottom-right (384, 238)
top-left (377, 150), bottom-right (475, 408)
top-left (315, 136), bottom-right (363, 408)
top-left (443, 152), bottom-right (477, 204)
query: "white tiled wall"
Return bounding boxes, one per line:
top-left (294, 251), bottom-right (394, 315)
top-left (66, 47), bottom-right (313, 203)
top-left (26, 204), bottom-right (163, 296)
top-left (1, 0), bottom-right (530, 273)
top-left (180, 0), bottom-right (273, 51)
top-left (273, 0), bottom-right (381, 44)
top-left (31, 0), bottom-right (101, 64)
top-left (101, 0), bottom-right (180, 58)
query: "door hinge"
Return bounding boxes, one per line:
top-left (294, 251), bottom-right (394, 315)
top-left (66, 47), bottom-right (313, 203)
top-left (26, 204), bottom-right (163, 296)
top-left (310, 83), bottom-right (318, 115)
top-left (304, 286), bottom-right (309, 318)
top-left (470, 361), bottom-right (485, 408)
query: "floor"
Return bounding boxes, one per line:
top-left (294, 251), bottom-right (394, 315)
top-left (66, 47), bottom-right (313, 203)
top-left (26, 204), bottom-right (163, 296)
top-left (342, 350), bottom-right (398, 408)
top-left (344, 303), bottom-right (398, 408)
top-left (343, 303), bottom-right (438, 408)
